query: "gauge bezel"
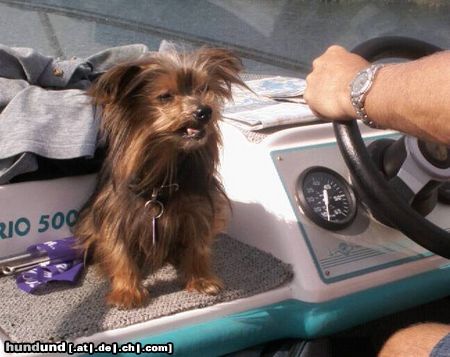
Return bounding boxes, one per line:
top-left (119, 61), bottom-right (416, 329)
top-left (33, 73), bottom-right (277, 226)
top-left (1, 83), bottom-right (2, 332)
top-left (295, 166), bottom-right (358, 231)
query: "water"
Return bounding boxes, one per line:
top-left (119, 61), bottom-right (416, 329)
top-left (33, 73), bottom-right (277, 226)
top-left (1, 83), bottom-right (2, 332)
top-left (0, 0), bottom-right (449, 76)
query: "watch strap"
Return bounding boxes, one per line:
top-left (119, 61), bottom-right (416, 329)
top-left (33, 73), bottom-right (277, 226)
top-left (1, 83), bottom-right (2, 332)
top-left (351, 64), bottom-right (384, 129)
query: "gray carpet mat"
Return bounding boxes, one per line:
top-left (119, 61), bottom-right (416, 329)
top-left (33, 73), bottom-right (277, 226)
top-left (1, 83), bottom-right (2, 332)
top-left (0, 235), bottom-right (293, 342)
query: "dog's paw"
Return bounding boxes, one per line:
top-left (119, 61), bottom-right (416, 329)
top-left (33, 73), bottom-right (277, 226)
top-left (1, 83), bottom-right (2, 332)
top-left (186, 276), bottom-right (224, 295)
top-left (106, 286), bottom-right (150, 309)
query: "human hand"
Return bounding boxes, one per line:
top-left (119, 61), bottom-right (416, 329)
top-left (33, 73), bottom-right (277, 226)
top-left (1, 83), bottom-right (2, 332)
top-left (304, 45), bottom-right (370, 121)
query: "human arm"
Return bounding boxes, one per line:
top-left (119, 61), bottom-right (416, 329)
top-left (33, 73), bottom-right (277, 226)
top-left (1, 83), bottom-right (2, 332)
top-left (304, 45), bottom-right (450, 145)
top-left (379, 323), bottom-right (450, 357)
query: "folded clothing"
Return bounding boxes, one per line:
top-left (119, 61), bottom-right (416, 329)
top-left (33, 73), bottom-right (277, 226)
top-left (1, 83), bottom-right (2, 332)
top-left (0, 44), bottom-right (150, 184)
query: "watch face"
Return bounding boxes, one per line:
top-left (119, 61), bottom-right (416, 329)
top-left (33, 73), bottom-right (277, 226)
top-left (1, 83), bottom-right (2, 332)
top-left (351, 70), bottom-right (370, 96)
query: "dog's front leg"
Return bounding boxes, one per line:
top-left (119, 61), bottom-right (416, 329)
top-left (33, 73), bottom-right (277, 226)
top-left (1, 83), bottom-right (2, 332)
top-left (97, 240), bottom-right (149, 309)
top-left (181, 241), bottom-right (223, 295)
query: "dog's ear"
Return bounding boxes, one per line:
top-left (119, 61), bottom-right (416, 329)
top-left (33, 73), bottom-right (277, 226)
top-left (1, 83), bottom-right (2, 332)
top-left (89, 64), bottom-right (143, 104)
top-left (194, 48), bottom-right (247, 99)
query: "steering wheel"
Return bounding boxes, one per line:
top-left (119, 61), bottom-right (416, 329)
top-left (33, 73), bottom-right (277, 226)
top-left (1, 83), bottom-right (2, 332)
top-left (333, 36), bottom-right (450, 258)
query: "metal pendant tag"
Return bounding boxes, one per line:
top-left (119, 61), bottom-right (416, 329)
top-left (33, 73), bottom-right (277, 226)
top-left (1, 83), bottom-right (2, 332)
top-left (145, 200), bottom-right (164, 246)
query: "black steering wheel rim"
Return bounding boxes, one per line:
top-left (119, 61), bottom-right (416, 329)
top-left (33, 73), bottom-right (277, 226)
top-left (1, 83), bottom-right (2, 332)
top-left (333, 36), bottom-right (450, 259)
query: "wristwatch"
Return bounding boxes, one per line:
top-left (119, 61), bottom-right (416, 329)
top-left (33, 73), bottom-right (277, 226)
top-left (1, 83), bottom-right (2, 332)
top-left (349, 64), bottom-right (384, 128)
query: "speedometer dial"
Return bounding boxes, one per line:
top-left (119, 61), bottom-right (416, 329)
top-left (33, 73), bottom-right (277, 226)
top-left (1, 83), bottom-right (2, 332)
top-left (296, 166), bottom-right (357, 230)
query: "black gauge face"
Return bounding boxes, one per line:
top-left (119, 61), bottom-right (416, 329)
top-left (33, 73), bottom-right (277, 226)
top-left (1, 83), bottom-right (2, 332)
top-left (296, 166), bottom-right (357, 230)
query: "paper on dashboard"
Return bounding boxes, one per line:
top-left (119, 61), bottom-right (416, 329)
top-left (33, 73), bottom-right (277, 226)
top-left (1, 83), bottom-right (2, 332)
top-left (223, 76), bottom-right (318, 130)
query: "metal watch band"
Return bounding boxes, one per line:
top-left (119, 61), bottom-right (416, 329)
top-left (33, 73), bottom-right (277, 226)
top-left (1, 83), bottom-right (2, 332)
top-left (350, 64), bottom-right (384, 129)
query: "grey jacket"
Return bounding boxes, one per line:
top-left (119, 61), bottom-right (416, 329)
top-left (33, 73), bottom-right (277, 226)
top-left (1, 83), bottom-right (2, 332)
top-left (0, 44), bottom-right (150, 184)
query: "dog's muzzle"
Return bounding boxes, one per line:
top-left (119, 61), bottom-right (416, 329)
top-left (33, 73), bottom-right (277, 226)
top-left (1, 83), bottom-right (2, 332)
top-left (194, 105), bottom-right (212, 123)
top-left (180, 105), bottom-right (212, 140)
top-left (184, 127), bottom-right (205, 139)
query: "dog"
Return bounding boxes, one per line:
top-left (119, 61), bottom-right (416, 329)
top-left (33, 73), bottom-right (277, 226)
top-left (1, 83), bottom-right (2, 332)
top-left (74, 45), bottom-right (245, 309)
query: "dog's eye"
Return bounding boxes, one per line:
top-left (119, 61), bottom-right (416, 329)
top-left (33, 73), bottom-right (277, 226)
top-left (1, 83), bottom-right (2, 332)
top-left (196, 85), bottom-right (209, 94)
top-left (158, 93), bottom-right (173, 103)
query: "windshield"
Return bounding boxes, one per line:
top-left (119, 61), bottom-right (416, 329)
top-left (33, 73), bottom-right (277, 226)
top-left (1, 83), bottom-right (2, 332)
top-left (1, 0), bottom-right (450, 77)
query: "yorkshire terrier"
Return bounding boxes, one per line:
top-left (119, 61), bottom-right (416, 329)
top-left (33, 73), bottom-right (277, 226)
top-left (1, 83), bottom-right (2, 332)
top-left (74, 45), bottom-right (245, 309)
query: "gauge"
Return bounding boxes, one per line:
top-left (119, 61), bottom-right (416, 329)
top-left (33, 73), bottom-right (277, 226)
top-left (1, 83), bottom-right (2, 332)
top-left (296, 166), bottom-right (357, 231)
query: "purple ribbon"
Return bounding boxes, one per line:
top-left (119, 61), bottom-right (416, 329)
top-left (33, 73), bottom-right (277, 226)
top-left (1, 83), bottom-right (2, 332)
top-left (16, 237), bottom-right (84, 293)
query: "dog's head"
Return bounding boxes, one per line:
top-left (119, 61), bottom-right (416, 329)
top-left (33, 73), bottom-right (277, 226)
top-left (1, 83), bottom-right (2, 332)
top-left (91, 45), bottom-right (244, 150)
top-left (91, 45), bottom-right (245, 188)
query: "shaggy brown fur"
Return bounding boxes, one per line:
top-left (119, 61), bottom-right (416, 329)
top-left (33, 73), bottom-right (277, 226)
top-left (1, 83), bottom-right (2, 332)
top-left (74, 45), bottom-right (245, 309)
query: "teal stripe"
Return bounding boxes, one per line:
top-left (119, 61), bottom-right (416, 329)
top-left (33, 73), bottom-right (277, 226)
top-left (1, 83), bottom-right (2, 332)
top-left (87, 264), bottom-right (450, 356)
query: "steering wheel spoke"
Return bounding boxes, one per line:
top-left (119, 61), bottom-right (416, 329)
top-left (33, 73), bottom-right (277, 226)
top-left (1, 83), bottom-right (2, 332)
top-left (388, 176), bottom-right (416, 204)
top-left (397, 136), bottom-right (450, 191)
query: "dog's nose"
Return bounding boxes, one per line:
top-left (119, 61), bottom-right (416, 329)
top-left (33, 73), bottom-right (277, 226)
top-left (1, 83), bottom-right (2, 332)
top-left (194, 105), bottom-right (212, 123)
